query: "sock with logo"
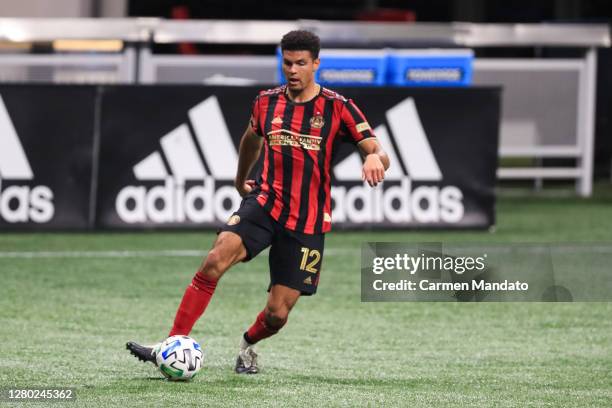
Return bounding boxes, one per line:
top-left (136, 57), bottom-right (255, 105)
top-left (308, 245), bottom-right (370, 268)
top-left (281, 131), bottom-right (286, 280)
top-left (168, 272), bottom-right (218, 337)
top-left (244, 310), bottom-right (284, 344)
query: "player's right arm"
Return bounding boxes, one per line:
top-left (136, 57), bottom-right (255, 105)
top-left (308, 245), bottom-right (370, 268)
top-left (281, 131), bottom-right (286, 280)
top-left (234, 125), bottom-right (264, 197)
top-left (235, 95), bottom-right (265, 197)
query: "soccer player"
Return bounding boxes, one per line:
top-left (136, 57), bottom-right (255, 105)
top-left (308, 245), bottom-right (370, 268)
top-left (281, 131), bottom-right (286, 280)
top-left (127, 30), bottom-right (390, 374)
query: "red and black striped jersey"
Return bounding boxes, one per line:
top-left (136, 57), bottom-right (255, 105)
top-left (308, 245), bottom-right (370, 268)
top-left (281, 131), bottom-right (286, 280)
top-left (249, 84), bottom-right (376, 234)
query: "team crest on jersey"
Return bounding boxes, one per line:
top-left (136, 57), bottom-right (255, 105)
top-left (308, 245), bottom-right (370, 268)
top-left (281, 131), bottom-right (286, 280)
top-left (227, 215), bottom-right (240, 225)
top-left (310, 115), bottom-right (325, 129)
top-left (272, 116), bottom-right (283, 124)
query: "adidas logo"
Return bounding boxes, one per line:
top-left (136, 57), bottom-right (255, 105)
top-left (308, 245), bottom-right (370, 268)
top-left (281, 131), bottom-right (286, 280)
top-left (116, 96), bottom-right (464, 225)
top-left (332, 98), bottom-right (464, 223)
top-left (0, 94), bottom-right (54, 223)
top-left (116, 96), bottom-right (242, 223)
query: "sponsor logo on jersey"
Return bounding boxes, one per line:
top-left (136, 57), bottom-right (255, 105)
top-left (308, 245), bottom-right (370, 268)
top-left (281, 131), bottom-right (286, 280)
top-left (0, 95), bottom-right (54, 223)
top-left (267, 129), bottom-right (322, 151)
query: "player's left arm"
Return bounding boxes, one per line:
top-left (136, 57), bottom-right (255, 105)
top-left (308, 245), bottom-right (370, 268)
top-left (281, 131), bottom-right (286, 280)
top-left (358, 138), bottom-right (389, 187)
top-left (341, 99), bottom-right (390, 187)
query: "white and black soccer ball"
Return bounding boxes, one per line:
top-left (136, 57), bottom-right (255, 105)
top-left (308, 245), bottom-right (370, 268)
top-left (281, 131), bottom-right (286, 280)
top-left (155, 335), bottom-right (203, 381)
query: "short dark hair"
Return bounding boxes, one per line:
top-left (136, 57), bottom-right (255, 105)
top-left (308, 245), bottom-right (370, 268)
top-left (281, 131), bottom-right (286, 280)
top-left (280, 30), bottom-right (321, 59)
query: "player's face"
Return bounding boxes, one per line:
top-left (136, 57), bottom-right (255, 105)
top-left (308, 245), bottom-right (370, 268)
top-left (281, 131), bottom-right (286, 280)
top-left (282, 50), bottom-right (320, 92)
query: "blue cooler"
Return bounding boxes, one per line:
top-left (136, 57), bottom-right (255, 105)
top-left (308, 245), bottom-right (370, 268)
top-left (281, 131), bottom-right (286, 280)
top-left (277, 48), bottom-right (387, 87)
top-left (387, 49), bottom-right (474, 87)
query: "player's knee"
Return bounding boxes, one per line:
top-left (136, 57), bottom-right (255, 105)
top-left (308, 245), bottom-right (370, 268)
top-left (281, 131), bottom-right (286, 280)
top-left (264, 306), bottom-right (289, 331)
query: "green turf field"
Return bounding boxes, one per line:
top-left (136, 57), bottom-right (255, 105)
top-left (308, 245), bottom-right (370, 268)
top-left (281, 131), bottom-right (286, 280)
top-left (1, 192), bottom-right (611, 407)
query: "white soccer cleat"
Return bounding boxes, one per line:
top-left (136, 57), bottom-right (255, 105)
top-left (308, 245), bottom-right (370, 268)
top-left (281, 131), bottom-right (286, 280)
top-left (235, 346), bottom-right (259, 374)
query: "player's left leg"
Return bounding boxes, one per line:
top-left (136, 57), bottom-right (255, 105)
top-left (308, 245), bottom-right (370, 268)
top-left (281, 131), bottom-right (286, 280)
top-left (126, 232), bottom-right (248, 365)
top-left (235, 228), bottom-right (324, 374)
top-left (235, 284), bottom-right (301, 374)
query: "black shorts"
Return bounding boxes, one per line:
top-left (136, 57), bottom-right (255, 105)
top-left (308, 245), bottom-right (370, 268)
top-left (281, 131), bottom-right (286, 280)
top-left (219, 197), bottom-right (325, 296)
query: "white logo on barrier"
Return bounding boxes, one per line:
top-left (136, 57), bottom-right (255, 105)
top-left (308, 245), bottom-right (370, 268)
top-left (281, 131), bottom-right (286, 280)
top-left (117, 96), bottom-right (464, 225)
top-left (333, 98), bottom-right (464, 223)
top-left (0, 95), bottom-right (54, 223)
top-left (116, 96), bottom-right (241, 223)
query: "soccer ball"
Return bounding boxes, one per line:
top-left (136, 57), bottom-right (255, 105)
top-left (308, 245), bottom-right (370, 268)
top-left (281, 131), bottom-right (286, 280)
top-left (155, 335), bottom-right (203, 381)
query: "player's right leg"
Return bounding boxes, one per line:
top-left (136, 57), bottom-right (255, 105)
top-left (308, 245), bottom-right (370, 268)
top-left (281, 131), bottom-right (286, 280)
top-left (127, 196), bottom-right (274, 365)
top-left (167, 231), bottom-right (248, 336)
top-left (126, 231), bottom-right (247, 364)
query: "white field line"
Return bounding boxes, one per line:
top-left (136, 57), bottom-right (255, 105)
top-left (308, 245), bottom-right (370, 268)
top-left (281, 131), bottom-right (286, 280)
top-left (0, 250), bottom-right (208, 258)
top-left (0, 245), bottom-right (610, 259)
top-left (0, 248), bottom-right (359, 259)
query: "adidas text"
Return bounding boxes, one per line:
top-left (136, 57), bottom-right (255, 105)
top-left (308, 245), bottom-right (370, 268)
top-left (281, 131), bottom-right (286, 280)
top-left (331, 179), bottom-right (464, 224)
top-left (0, 183), bottom-right (54, 223)
top-left (0, 94), bottom-right (55, 224)
top-left (116, 177), bottom-right (241, 223)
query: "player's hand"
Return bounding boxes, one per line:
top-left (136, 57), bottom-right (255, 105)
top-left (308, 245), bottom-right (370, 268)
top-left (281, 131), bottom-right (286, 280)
top-left (235, 179), bottom-right (257, 197)
top-left (362, 154), bottom-right (386, 187)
